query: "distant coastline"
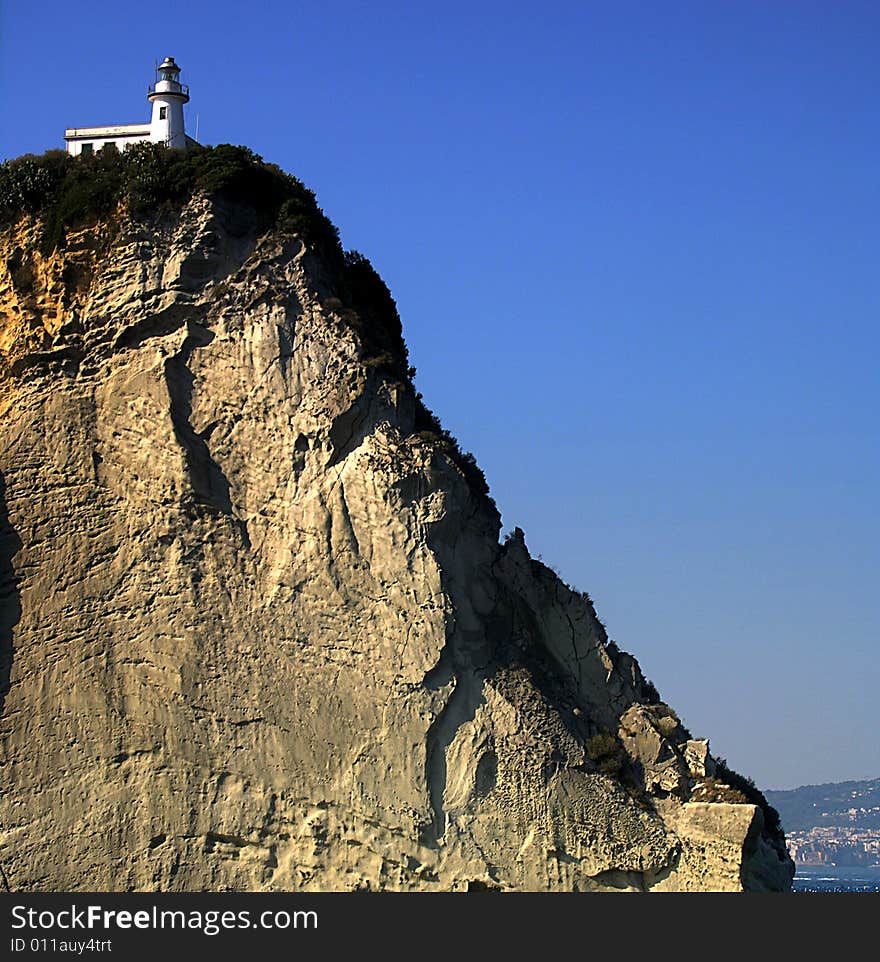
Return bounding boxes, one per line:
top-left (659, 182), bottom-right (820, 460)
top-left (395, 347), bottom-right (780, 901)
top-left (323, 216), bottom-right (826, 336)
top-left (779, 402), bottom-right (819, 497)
top-left (765, 776), bottom-right (880, 889)
top-left (792, 864), bottom-right (880, 893)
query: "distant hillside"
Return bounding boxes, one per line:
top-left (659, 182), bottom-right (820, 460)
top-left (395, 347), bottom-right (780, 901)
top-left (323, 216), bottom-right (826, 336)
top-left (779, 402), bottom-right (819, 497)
top-left (766, 778), bottom-right (880, 833)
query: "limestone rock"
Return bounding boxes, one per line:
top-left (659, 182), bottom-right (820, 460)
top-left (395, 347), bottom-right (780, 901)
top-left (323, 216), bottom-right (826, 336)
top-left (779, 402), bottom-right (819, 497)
top-left (0, 192), bottom-right (794, 891)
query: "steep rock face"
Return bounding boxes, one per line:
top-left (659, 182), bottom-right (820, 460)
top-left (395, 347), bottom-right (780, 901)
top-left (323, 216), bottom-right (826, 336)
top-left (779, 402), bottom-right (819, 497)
top-left (0, 194), bottom-right (794, 891)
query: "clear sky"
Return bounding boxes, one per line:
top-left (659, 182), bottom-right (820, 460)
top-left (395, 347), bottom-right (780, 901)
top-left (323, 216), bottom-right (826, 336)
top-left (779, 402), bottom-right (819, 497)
top-left (1, 1), bottom-right (877, 790)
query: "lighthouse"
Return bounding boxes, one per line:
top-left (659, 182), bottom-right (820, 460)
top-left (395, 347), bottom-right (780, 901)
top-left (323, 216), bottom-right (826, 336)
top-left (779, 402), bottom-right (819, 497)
top-left (64, 57), bottom-right (199, 156)
top-left (148, 57), bottom-right (189, 148)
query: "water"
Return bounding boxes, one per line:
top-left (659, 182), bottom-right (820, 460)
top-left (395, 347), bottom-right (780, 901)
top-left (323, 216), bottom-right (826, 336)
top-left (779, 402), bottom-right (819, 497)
top-left (793, 864), bottom-right (880, 893)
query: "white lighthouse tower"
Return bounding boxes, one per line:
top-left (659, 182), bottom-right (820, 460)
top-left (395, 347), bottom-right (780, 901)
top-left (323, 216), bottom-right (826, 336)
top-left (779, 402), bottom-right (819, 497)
top-left (64, 57), bottom-right (198, 156)
top-left (148, 57), bottom-right (190, 148)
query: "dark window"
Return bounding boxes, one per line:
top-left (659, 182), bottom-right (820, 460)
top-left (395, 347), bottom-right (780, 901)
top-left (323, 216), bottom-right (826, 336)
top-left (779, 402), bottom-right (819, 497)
top-left (159, 106), bottom-right (167, 119)
top-left (101, 142), bottom-right (118, 153)
top-left (80, 143), bottom-right (93, 155)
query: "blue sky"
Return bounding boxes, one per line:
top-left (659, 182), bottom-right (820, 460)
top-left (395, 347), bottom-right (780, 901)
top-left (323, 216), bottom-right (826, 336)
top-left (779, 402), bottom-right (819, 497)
top-left (2, 1), bottom-right (877, 790)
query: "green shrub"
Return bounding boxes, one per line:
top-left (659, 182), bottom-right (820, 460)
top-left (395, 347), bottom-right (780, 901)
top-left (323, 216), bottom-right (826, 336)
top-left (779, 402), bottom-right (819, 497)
top-left (39, 148), bottom-right (126, 253)
top-left (123, 141), bottom-right (172, 211)
top-left (411, 396), bottom-right (491, 500)
top-left (586, 732), bottom-right (626, 775)
top-left (689, 777), bottom-right (749, 805)
top-left (341, 250), bottom-right (408, 380)
top-left (714, 757), bottom-right (782, 834)
top-left (0, 151), bottom-right (68, 219)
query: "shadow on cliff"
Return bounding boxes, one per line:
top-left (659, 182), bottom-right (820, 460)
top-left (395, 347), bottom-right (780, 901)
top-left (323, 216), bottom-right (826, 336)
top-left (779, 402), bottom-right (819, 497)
top-left (164, 326), bottom-right (233, 515)
top-left (0, 472), bottom-right (22, 720)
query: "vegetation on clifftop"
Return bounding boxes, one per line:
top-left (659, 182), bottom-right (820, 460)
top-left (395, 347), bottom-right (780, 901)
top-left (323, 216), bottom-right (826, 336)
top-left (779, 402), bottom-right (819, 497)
top-left (0, 144), bottom-right (341, 260)
top-left (714, 757), bottom-right (783, 836)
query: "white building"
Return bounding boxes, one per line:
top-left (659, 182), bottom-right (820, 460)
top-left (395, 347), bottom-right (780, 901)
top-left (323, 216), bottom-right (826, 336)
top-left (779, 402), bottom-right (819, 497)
top-left (64, 57), bottom-right (199, 156)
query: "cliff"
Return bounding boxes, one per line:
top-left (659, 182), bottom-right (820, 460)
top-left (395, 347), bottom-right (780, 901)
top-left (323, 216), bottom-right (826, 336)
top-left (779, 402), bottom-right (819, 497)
top-left (0, 146), bottom-right (794, 891)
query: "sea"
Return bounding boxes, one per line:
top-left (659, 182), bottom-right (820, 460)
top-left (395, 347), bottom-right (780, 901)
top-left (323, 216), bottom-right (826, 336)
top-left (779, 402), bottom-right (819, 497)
top-left (793, 865), bottom-right (880, 893)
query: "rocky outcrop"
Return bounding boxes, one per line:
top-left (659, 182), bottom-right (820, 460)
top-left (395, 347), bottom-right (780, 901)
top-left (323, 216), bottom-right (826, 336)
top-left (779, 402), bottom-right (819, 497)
top-left (0, 190), bottom-right (794, 891)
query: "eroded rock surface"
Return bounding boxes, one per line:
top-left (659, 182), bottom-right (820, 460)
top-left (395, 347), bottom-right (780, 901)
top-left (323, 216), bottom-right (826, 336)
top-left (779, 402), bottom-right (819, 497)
top-left (0, 195), bottom-right (794, 891)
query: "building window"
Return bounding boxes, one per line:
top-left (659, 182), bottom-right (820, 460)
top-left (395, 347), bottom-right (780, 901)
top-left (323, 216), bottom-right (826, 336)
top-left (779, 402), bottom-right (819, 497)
top-left (80, 143), bottom-right (93, 155)
top-left (101, 142), bottom-right (118, 153)
top-left (159, 106), bottom-right (167, 119)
